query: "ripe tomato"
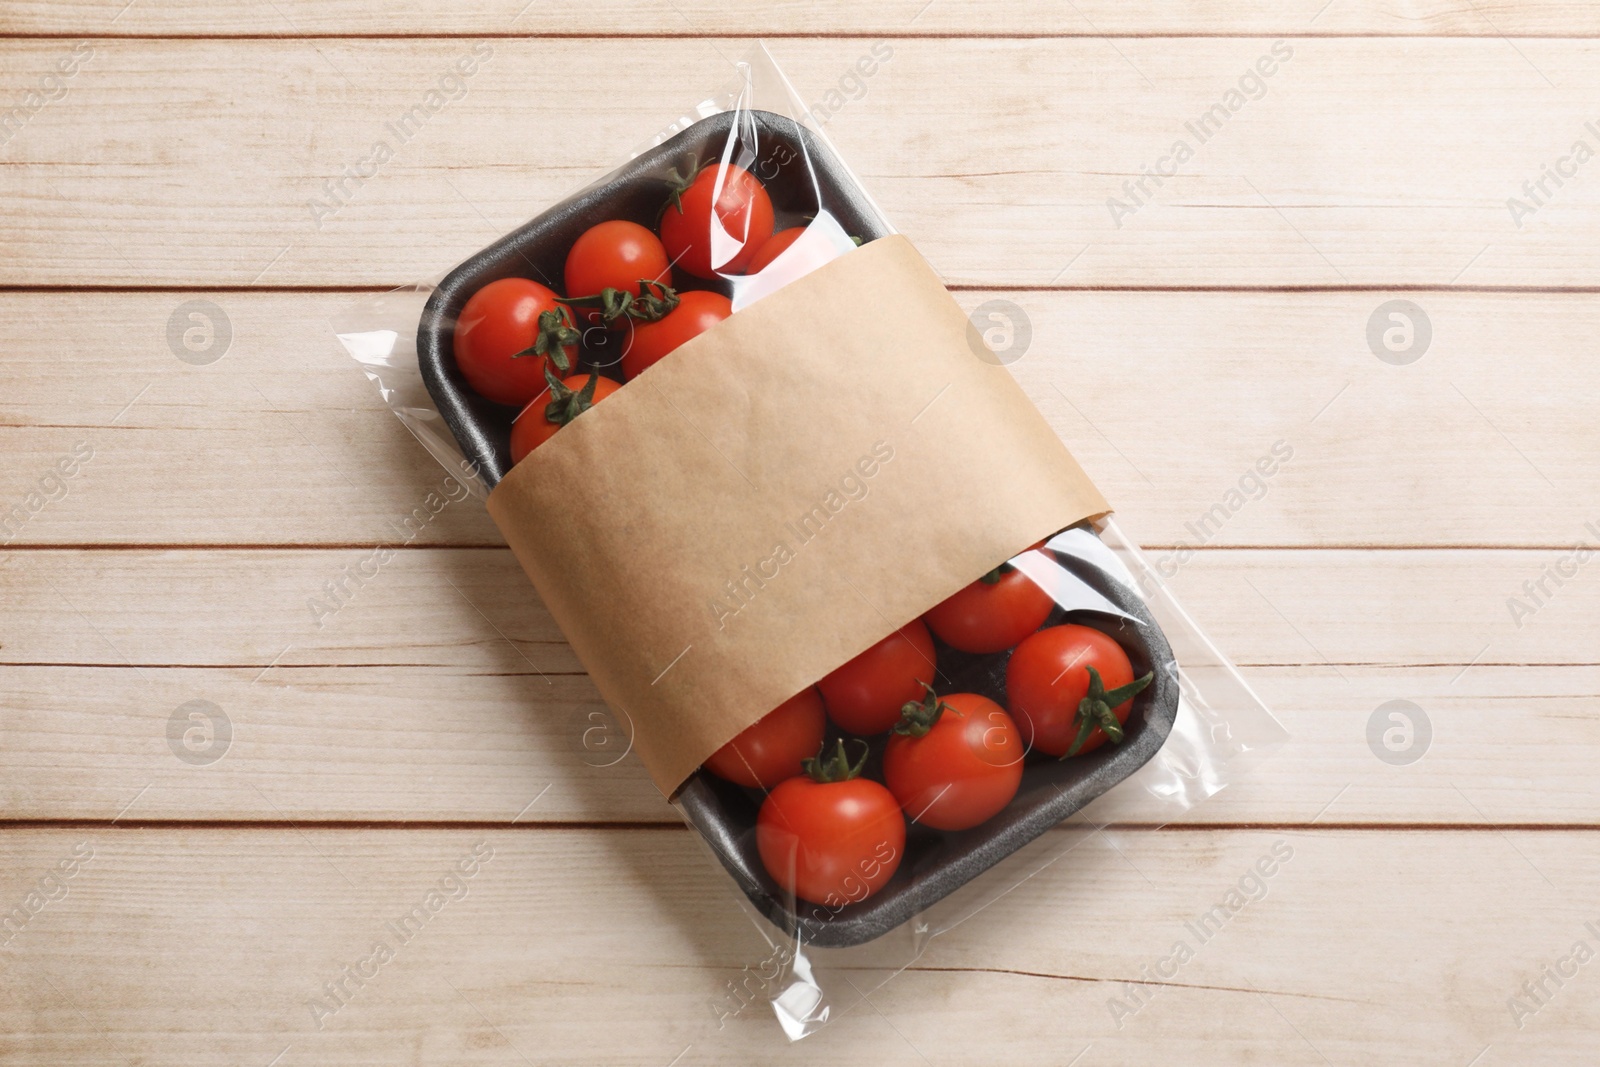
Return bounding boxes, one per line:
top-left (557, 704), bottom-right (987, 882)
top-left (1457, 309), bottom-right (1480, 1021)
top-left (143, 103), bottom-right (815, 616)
top-left (658, 163), bottom-right (774, 279)
top-left (884, 688), bottom-right (1023, 831)
top-left (454, 278), bottom-right (579, 407)
top-left (923, 561), bottom-right (1054, 654)
top-left (1005, 624), bottom-right (1153, 757)
top-left (703, 687), bottom-right (827, 790)
top-left (509, 372), bottom-right (621, 463)
top-left (619, 289), bottom-right (732, 380)
top-left (563, 220), bottom-right (672, 326)
top-left (743, 227), bottom-right (803, 274)
top-left (817, 619), bottom-right (937, 736)
top-left (756, 740), bottom-right (905, 908)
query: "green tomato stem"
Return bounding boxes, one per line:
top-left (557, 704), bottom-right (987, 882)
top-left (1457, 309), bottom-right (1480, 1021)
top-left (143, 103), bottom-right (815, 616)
top-left (801, 738), bottom-right (869, 783)
top-left (1062, 665), bottom-right (1154, 758)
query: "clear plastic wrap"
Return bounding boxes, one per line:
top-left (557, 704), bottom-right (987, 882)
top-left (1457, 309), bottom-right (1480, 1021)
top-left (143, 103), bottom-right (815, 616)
top-left (334, 42), bottom-right (1287, 1040)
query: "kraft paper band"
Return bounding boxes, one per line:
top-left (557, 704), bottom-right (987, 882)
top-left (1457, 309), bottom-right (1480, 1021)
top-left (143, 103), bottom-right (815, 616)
top-left (486, 235), bottom-right (1109, 796)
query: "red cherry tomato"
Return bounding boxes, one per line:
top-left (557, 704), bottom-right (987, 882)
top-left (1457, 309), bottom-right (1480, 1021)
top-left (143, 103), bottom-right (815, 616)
top-left (1005, 624), bottom-right (1153, 757)
top-left (619, 290), bottom-right (732, 380)
top-left (883, 690), bottom-right (1024, 831)
top-left (563, 220), bottom-right (672, 326)
top-left (924, 563), bottom-right (1054, 654)
top-left (703, 687), bottom-right (827, 790)
top-left (817, 619), bottom-right (937, 736)
top-left (756, 741), bottom-right (905, 908)
top-left (743, 227), bottom-right (804, 274)
top-left (454, 278), bottom-right (579, 407)
top-left (509, 373), bottom-right (621, 463)
top-left (658, 164), bottom-right (774, 279)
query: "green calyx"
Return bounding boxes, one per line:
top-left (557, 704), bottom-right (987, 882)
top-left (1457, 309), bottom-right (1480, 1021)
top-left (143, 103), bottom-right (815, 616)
top-left (893, 682), bottom-right (953, 738)
top-left (1063, 666), bottom-right (1154, 758)
top-left (541, 365), bottom-right (599, 427)
top-left (510, 306), bottom-right (580, 374)
top-left (625, 279), bottom-right (680, 321)
top-left (978, 562), bottom-right (1013, 586)
top-left (801, 738), bottom-right (869, 783)
top-left (564, 279), bottom-right (680, 325)
top-left (663, 160), bottom-right (702, 215)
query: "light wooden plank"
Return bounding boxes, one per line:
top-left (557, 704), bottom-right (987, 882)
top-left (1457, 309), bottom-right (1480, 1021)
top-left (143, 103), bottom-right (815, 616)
top-left (6, 0), bottom-right (1600, 36)
top-left (0, 292), bottom-right (505, 547)
top-left (4, 549), bottom-right (1588, 672)
top-left (3, 548), bottom-right (1596, 822)
top-left (4, 38), bottom-right (1600, 287)
top-left (3, 290), bottom-right (1595, 547)
top-left (0, 827), bottom-right (1594, 1063)
top-left (1, 662), bottom-right (1595, 825)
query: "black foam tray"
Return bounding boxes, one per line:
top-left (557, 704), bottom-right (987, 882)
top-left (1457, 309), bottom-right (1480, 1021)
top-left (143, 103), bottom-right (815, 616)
top-left (417, 110), bottom-right (1179, 947)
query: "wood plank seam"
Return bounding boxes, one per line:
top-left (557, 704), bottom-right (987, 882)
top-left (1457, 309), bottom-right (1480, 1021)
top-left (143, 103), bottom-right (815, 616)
top-left (10, 32), bottom-right (1600, 40)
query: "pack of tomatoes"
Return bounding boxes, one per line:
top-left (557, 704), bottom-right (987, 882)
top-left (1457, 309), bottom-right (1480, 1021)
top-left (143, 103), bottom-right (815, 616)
top-left (339, 45), bottom-right (1284, 1038)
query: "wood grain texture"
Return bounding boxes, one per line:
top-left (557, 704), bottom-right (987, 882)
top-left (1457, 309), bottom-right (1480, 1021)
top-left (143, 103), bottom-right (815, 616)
top-left (1, 290), bottom-right (1593, 547)
top-left (2, 548), bottom-right (1593, 822)
top-left (2, 548), bottom-right (1585, 672)
top-left (2, 662), bottom-right (1595, 825)
top-left (4, 38), bottom-right (1600, 287)
top-left (6, 0), bottom-right (1600, 36)
top-left (0, 827), bottom-right (1595, 1063)
top-left (3, 8), bottom-right (1595, 1060)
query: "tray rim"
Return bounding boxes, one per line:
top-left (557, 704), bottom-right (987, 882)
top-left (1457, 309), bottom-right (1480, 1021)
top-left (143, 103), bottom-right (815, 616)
top-left (413, 111), bottom-right (1180, 949)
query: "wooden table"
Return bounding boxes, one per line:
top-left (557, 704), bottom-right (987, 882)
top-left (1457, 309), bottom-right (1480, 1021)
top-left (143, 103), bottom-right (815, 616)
top-left (4, 3), bottom-right (1598, 1062)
